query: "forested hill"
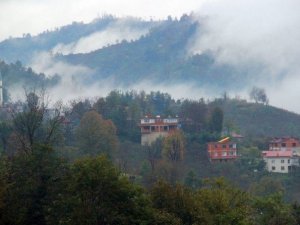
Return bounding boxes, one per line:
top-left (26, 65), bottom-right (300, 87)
top-left (0, 60), bottom-right (58, 101)
top-left (0, 16), bottom-right (157, 64)
top-left (0, 15), bottom-right (256, 90)
top-left (213, 98), bottom-right (300, 137)
top-left (61, 16), bottom-right (252, 88)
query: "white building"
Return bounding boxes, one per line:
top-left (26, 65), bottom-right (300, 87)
top-left (262, 151), bottom-right (298, 173)
top-left (139, 116), bottom-right (179, 146)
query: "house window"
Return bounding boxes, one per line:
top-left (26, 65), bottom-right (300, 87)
top-left (281, 166), bottom-right (285, 171)
top-left (281, 159), bottom-right (285, 163)
top-left (293, 143), bottom-right (297, 147)
top-left (222, 145), bottom-right (226, 149)
top-left (272, 166), bottom-right (276, 170)
top-left (288, 159), bottom-right (290, 164)
top-left (222, 152), bottom-right (227, 156)
top-left (281, 143), bottom-right (286, 147)
top-left (274, 143), bottom-right (278, 147)
top-left (271, 160), bottom-right (275, 164)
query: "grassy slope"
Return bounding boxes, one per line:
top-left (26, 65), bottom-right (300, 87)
top-left (218, 99), bottom-right (300, 137)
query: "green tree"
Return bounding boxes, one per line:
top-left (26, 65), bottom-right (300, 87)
top-left (184, 170), bottom-right (201, 189)
top-left (48, 156), bottom-right (154, 225)
top-left (0, 121), bottom-right (12, 152)
top-left (249, 86), bottom-right (269, 104)
top-left (208, 107), bottom-right (223, 134)
top-left (146, 137), bottom-right (163, 173)
top-left (11, 91), bottom-right (63, 154)
top-left (2, 145), bottom-right (65, 225)
top-left (76, 111), bottom-right (118, 157)
top-left (196, 178), bottom-right (252, 225)
top-left (252, 194), bottom-right (296, 225)
top-left (162, 130), bottom-right (185, 162)
top-left (249, 177), bottom-right (284, 197)
top-left (151, 180), bottom-right (205, 225)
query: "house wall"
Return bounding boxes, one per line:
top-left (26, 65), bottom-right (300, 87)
top-left (140, 117), bottom-right (179, 145)
top-left (207, 142), bottom-right (237, 161)
top-left (264, 157), bottom-right (292, 173)
top-left (269, 138), bottom-right (300, 151)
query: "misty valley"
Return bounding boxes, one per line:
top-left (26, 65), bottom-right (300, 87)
top-left (0, 10), bottom-right (300, 225)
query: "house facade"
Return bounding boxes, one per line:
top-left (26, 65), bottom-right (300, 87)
top-left (207, 137), bottom-right (238, 162)
top-left (263, 137), bottom-right (300, 173)
top-left (139, 115), bottom-right (179, 145)
top-left (262, 151), bottom-right (297, 173)
top-left (269, 137), bottom-right (300, 153)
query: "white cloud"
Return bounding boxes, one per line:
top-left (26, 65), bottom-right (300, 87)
top-left (30, 52), bottom-right (93, 78)
top-left (188, 0), bottom-right (300, 112)
top-left (4, 0), bottom-right (300, 112)
top-left (23, 51), bottom-right (216, 103)
top-left (0, 0), bottom-right (208, 41)
top-left (52, 19), bottom-right (151, 55)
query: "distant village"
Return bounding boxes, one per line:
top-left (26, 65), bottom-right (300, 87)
top-left (139, 115), bottom-right (300, 174)
top-left (1, 64), bottom-right (298, 175)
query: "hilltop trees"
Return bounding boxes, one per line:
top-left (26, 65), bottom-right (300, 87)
top-left (249, 86), bottom-right (269, 105)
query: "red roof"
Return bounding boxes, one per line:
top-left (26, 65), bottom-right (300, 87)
top-left (270, 137), bottom-right (299, 143)
top-left (262, 150), bottom-right (293, 158)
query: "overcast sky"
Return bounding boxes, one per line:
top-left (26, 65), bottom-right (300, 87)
top-left (0, 0), bottom-right (210, 41)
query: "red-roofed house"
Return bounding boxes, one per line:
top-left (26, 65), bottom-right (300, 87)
top-left (207, 137), bottom-right (238, 162)
top-left (269, 137), bottom-right (300, 153)
top-left (262, 150), bottom-right (298, 173)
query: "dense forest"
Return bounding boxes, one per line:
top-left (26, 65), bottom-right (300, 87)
top-left (0, 15), bottom-right (258, 91)
top-left (0, 60), bottom-right (59, 100)
top-left (0, 89), bottom-right (300, 224)
top-left (0, 16), bottom-right (158, 64)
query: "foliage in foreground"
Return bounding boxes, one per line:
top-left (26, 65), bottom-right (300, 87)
top-left (0, 145), bottom-right (299, 225)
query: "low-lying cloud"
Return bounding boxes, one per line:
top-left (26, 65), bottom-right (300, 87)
top-left (188, 0), bottom-right (300, 112)
top-left (6, 0), bottom-right (300, 113)
top-left (52, 19), bottom-right (151, 55)
top-left (24, 51), bottom-right (219, 104)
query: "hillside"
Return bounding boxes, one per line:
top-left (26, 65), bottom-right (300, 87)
top-left (212, 98), bottom-right (300, 137)
top-left (0, 15), bottom-right (256, 91)
top-left (61, 16), bottom-right (253, 89)
top-left (0, 15), bottom-right (157, 64)
top-left (0, 60), bottom-right (58, 101)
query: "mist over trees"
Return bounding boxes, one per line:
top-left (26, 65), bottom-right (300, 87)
top-left (0, 89), bottom-right (299, 224)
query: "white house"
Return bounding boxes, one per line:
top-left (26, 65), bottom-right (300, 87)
top-left (262, 151), bottom-right (298, 173)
